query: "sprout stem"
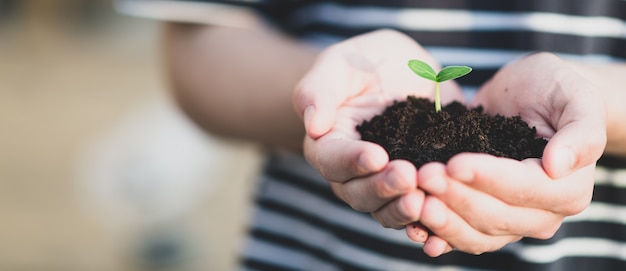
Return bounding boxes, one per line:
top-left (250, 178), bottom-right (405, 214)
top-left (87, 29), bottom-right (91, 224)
top-left (407, 59), bottom-right (472, 113)
top-left (434, 82), bottom-right (441, 112)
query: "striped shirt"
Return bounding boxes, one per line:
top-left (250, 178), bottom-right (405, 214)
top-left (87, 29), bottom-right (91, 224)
top-left (117, 1), bottom-right (626, 270)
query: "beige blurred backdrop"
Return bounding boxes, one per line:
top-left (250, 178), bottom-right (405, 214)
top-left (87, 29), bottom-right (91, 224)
top-left (0, 0), bottom-right (262, 270)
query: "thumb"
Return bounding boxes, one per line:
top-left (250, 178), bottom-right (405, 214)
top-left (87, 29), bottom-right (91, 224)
top-left (293, 50), bottom-right (371, 139)
top-left (293, 66), bottom-right (345, 139)
top-left (299, 103), bottom-right (337, 139)
top-left (542, 108), bottom-right (606, 179)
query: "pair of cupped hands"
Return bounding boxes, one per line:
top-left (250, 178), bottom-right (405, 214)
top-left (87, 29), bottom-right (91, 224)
top-left (292, 30), bottom-right (607, 257)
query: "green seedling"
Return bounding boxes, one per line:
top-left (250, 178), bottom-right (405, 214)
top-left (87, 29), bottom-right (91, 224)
top-left (408, 60), bottom-right (472, 112)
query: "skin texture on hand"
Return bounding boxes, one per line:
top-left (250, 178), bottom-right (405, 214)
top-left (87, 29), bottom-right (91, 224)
top-left (472, 53), bottom-right (606, 180)
top-left (293, 29), bottom-right (465, 230)
top-left (413, 53), bottom-right (607, 257)
top-left (165, 17), bottom-right (625, 258)
top-left (295, 34), bottom-right (609, 258)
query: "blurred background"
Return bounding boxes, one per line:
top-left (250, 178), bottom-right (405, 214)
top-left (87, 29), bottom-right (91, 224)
top-left (0, 0), bottom-right (262, 270)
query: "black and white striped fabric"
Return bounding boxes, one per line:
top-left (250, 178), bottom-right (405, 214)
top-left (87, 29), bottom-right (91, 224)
top-left (246, 151), bottom-right (626, 271)
top-left (117, 1), bottom-right (626, 270)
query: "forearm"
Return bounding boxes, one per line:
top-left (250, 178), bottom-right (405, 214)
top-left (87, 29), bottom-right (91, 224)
top-left (569, 61), bottom-right (626, 157)
top-left (163, 22), bottom-right (317, 151)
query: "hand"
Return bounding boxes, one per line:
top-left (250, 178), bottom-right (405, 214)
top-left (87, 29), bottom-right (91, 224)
top-left (413, 52), bottom-right (607, 256)
top-left (293, 29), bottom-right (465, 230)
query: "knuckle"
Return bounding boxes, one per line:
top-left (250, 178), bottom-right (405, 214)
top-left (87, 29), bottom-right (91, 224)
top-left (317, 168), bottom-right (334, 182)
top-left (394, 211), bottom-right (416, 226)
top-left (372, 175), bottom-right (401, 199)
top-left (338, 190), bottom-right (379, 213)
top-left (330, 185), bottom-right (347, 203)
top-left (559, 191), bottom-right (592, 216)
top-left (373, 181), bottom-right (393, 199)
top-left (344, 195), bottom-right (370, 213)
top-left (330, 185), bottom-right (368, 212)
top-left (489, 216), bottom-right (516, 235)
top-left (563, 200), bottom-right (589, 216)
top-left (534, 222), bottom-right (561, 240)
top-left (308, 154), bottom-right (333, 181)
top-left (318, 168), bottom-right (340, 184)
top-left (528, 216), bottom-right (563, 240)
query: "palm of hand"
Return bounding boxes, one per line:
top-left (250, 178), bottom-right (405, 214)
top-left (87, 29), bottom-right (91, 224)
top-left (414, 53), bottom-right (607, 256)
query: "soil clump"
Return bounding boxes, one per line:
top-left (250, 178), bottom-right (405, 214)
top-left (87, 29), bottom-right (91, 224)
top-left (357, 96), bottom-right (548, 168)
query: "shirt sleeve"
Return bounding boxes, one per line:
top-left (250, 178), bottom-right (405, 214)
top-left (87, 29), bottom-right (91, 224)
top-left (114, 0), bottom-right (266, 27)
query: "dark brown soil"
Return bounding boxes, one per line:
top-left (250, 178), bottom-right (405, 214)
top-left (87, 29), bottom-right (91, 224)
top-left (357, 96), bottom-right (548, 168)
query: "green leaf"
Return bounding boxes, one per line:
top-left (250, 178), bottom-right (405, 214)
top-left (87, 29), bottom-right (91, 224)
top-left (408, 60), bottom-right (437, 82)
top-left (436, 66), bottom-right (472, 82)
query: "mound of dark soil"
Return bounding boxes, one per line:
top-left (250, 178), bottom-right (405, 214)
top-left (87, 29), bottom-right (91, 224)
top-left (357, 96), bottom-right (548, 168)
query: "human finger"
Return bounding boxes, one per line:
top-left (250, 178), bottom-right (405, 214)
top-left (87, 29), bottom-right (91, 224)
top-left (420, 196), bottom-right (521, 256)
top-left (541, 113), bottom-right (606, 179)
top-left (422, 235), bottom-right (453, 257)
top-left (330, 159), bottom-right (417, 213)
top-left (303, 134), bottom-right (389, 183)
top-left (370, 189), bottom-right (425, 229)
top-left (293, 50), bottom-right (374, 138)
top-left (444, 153), bottom-right (594, 215)
top-left (420, 165), bottom-right (564, 238)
